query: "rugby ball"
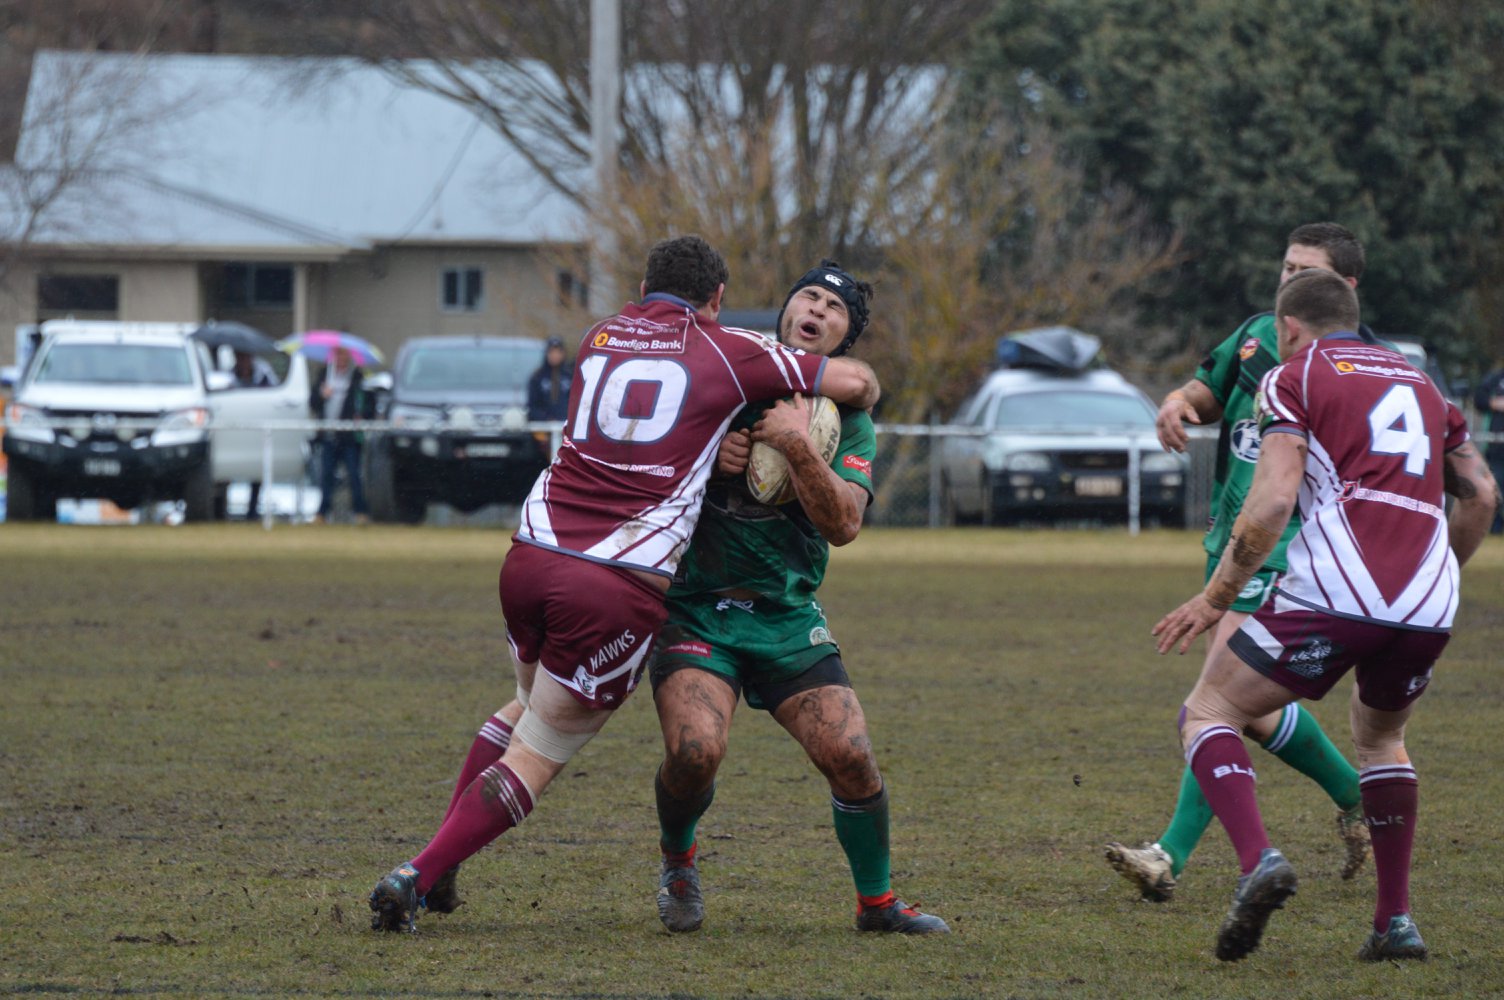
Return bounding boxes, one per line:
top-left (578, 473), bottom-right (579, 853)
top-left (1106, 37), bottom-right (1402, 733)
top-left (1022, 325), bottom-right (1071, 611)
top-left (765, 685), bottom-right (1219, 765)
top-left (745, 395), bottom-right (842, 505)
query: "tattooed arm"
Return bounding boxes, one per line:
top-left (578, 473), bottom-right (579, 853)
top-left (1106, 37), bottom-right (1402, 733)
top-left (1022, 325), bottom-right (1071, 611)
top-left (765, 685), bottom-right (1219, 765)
top-left (752, 394), bottom-right (866, 546)
top-left (1153, 431), bottom-right (1303, 654)
top-left (1443, 441), bottom-right (1500, 568)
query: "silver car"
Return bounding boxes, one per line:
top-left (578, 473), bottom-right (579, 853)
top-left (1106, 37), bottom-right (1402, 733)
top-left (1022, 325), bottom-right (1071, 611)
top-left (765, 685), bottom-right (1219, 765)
top-left (938, 366), bottom-right (1187, 526)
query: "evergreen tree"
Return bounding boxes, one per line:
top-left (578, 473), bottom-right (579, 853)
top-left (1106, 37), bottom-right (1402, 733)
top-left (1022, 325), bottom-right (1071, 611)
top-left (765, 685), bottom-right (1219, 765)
top-left (965, 0), bottom-right (1504, 364)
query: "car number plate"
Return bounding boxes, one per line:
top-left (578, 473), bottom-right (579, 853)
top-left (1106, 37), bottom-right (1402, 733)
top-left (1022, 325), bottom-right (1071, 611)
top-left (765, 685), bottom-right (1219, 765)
top-left (465, 443), bottom-right (511, 458)
top-left (1074, 475), bottom-right (1122, 497)
top-left (84, 458), bottom-right (122, 477)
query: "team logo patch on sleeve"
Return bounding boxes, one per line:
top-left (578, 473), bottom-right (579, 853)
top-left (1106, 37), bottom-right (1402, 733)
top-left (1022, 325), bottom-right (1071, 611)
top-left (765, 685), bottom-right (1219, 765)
top-left (1238, 337), bottom-right (1261, 359)
top-left (843, 455), bottom-right (872, 475)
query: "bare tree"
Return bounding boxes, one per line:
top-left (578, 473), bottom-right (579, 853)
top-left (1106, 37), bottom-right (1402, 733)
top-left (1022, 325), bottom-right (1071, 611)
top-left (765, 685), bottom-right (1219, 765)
top-left (0, 2), bottom-right (188, 307)
top-left (280, 1), bottom-right (994, 255)
top-left (0, 51), bottom-right (186, 296)
top-left (581, 102), bottom-right (1180, 512)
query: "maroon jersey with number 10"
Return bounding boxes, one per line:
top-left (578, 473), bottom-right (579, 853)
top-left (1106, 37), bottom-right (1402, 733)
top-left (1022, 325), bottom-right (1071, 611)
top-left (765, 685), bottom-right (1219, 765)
top-left (1258, 334), bottom-right (1469, 630)
top-left (515, 293), bottom-right (828, 578)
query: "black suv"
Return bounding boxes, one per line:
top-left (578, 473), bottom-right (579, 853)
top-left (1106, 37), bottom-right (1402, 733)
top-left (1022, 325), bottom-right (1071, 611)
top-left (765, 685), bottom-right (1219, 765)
top-left (364, 335), bottom-right (550, 523)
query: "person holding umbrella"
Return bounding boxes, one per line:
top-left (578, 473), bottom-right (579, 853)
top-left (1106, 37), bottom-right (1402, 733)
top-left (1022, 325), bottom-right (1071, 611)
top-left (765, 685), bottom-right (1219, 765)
top-left (308, 345), bottom-right (373, 524)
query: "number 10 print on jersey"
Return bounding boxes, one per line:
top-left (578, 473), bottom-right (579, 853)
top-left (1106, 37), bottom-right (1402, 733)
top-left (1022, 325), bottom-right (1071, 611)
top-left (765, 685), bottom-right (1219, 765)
top-left (515, 295), bottom-right (828, 578)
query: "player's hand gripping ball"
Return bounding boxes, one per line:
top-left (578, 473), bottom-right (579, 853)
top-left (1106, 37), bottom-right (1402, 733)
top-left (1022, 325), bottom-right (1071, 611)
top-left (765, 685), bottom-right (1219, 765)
top-left (745, 395), bottom-right (842, 505)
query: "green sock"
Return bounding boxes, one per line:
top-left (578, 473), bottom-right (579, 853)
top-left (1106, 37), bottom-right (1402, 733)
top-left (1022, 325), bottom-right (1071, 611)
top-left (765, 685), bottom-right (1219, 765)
top-left (833, 785), bottom-right (891, 898)
top-left (1156, 765), bottom-right (1214, 877)
top-left (1260, 704), bottom-right (1361, 811)
top-left (655, 767), bottom-right (714, 855)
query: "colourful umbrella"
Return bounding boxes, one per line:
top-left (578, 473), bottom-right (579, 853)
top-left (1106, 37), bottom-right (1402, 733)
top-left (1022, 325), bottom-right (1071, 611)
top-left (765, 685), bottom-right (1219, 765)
top-left (277, 330), bottom-right (385, 367)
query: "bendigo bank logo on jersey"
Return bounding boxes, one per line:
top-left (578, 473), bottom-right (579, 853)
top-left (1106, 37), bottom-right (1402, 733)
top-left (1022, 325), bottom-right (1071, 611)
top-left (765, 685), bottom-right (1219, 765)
top-left (1328, 348), bottom-right (1424, 382)
top-left (591, 316), bottom-right (687, 354)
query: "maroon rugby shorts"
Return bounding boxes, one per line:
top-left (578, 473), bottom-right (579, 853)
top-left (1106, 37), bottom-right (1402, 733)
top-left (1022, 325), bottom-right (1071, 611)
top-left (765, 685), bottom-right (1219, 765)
top-left (1227, 601), bottom-right (1450, 712)
top-left (498, 541), bottom-right (668, 710)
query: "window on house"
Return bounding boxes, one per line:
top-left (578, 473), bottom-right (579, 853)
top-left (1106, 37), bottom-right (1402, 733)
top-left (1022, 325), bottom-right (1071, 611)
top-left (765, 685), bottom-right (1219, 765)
top-left (37, 274), bottom-right (120, 314)
top-left (221, 263), bottom-right (293, 307)
top-left (442, 267), bottom-right (484, 312)
top-left (556, 269), bottom-right (588, 308)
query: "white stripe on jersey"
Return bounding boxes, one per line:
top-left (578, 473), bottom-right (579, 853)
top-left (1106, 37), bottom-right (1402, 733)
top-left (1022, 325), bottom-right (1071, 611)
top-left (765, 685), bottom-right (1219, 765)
top-left (576, 409), bottom-right (735, 571)
top-left (699, 320), bottom-right (819, 398)
top-left (1259, 361), bottom-right (1297, 425)
top-left (518, 455), bottom-right (561, 546)
top-left (1279, 429), bottom-right (1459, 628)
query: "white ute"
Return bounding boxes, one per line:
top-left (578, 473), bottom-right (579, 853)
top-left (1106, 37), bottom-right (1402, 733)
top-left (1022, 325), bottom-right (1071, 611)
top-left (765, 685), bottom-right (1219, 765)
top-left (3, 320), bottom-right (309, 521)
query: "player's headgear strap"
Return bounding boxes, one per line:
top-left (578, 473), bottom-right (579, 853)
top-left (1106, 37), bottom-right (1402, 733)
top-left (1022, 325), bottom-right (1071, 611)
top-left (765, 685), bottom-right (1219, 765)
top-left (776, 259), bottom-right (871, 356)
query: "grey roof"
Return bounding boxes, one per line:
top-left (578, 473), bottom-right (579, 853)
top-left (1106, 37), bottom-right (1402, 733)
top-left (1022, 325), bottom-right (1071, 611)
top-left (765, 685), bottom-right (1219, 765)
top-left (11, 51), bottom-right (582, 255)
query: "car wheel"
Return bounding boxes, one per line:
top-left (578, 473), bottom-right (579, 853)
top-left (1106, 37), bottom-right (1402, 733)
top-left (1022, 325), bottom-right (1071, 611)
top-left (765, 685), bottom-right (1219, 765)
top-left (393, 487), bottom-right (426, 525)
top-left (367, 445), bottom-right (426, 524)
top-left (940, 474), bottom-right (976, 526)
top-left (5, 460), bottom-right (56, 522)
top-left (983, 475), bottom-right (1020, 527)
top-left (182, 461), bottom-right (215, 522)
top-left (1150, 504), bottom-right (1186, 529)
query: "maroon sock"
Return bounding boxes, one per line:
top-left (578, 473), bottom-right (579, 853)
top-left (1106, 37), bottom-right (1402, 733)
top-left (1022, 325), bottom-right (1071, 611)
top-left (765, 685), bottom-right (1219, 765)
top-left (444, 713), bottom-right (515, 819)
top-left (411, 762), bottom-right (534, 896)
top-left (1361, 763), bottom-right (1419, 932)
top-left (1188, 725), bottom-right (1270, 874)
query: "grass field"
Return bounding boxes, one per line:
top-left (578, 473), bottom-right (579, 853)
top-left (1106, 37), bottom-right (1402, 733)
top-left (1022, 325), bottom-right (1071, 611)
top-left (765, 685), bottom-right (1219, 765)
top-left (2, 524), bottom-right (1502, 999)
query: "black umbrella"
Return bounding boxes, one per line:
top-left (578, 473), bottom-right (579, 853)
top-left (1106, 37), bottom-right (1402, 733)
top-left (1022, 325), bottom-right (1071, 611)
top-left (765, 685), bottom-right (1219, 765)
top-left (190, 320), bottom-right (277, 355)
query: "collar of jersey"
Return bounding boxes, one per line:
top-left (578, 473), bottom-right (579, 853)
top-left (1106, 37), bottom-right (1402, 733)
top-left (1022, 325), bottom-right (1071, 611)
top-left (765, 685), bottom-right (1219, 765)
top-left (641, 292), bottom-right (696, 310)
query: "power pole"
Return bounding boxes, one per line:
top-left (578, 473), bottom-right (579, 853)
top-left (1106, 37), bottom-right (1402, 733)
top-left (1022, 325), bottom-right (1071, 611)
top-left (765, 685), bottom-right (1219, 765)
top-left (588, 0), bottom-right (621, 317)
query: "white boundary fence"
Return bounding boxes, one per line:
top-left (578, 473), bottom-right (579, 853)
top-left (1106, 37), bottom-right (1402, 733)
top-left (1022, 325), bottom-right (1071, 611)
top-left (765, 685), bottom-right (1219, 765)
top-left (2, 415), bottom-right (1499, 531)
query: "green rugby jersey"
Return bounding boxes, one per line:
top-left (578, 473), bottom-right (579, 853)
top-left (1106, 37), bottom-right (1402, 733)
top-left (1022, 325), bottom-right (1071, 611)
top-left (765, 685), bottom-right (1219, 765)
top-left (668, 404), bottom-right (876, 608)
top-left (1194, 312), bottom-right (1300, 570)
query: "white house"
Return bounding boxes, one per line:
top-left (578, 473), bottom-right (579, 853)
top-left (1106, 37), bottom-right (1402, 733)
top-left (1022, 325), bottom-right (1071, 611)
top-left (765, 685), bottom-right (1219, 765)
top-left (0, 50), bottom-right (593, 366)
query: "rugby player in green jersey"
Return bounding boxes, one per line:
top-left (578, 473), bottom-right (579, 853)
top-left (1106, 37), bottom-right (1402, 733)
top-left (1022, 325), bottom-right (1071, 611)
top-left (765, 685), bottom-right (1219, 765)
top-left (649, 261), bottom-right (948, 935)
top-left (1106, 223), bottom-right (1373, 901)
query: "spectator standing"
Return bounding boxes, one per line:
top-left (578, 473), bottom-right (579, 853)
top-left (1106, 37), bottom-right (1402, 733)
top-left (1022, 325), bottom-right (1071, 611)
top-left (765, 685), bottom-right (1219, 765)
top-left (309, 346), bottom-right (372, 524)
top-left (526, 336), bottom-right (573, 422)
top-left (232, 350), bottom-right (276, 520)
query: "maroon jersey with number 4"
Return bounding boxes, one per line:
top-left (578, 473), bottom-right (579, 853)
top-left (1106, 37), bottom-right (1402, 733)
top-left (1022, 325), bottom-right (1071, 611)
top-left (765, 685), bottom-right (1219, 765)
top-left (516, 293), bottom-right (827, 577)
top-left (1257, 333), bottom-right (1469, 630)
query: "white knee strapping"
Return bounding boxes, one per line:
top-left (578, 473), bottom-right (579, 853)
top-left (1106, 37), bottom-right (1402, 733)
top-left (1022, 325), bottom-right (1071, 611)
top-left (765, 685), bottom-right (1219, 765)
top-left (514, 708), bottom-right (595, 764)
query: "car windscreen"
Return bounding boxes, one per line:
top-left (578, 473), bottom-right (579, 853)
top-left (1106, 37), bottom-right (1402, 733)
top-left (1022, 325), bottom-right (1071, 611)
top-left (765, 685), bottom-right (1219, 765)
top-left (991, 389), bottom-right (1154, 429)
top-left (400, 344), bottom-right (537, 392)
top-left (32, 343), bottom-right (195, 386)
